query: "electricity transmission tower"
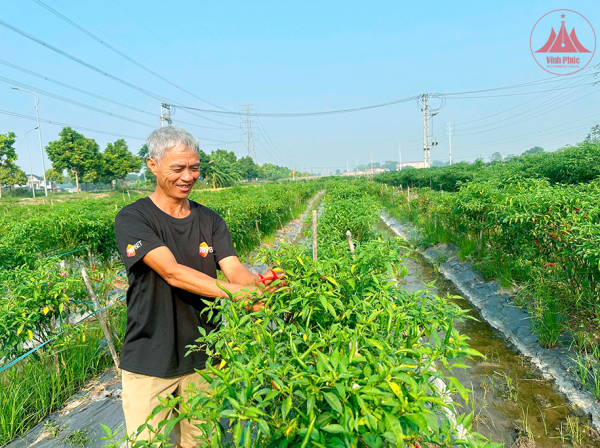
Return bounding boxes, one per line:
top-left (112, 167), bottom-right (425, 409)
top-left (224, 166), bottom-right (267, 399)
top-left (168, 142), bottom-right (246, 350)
top-left (160, 103), bottom-right (172, 127)
top-left (241, 104), bottom-right (257, 162)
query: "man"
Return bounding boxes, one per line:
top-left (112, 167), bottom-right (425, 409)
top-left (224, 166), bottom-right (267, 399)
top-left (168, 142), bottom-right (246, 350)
top-left (114, 127), bottom-right (283, 447)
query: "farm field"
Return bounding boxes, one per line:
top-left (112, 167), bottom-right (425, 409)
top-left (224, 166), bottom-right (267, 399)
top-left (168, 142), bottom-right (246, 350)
top-left (374, 139), bottom-right (600, 404)
top-left (0, 181), bottom-right (320, 446)
top-left (105, 181), bottom-right (499, 448)
top-left (3, 175), bottom-right (600, 448)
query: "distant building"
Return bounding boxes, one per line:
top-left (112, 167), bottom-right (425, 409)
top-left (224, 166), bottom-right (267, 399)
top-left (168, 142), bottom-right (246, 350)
top-left (343, 168), bottom-right (390, 176)
top-left (364, 168), bottom-right (390, 175)
top-left (397, 161), bottom-right (426, 170)
top-left (15, 174), bottom-right (54, 191)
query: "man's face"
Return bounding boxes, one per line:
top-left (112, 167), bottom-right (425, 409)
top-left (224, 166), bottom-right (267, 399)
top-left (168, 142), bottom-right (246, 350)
top-left (148, 145), bottom-right (200, 200)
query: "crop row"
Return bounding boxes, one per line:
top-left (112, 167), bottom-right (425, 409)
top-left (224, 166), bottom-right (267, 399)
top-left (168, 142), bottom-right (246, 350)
top-left (0, 181), bottom-right (323, 446)
top-left (374, 139), bottom-right (600, 191)
top-left (0, 182), bottom-right (322, 361)
top-left (0, 182), bottom-right (321, 269)
top-left (373, 177), bottom-right (600, 393)
top-left (114, 181), bottom-right (498, 448)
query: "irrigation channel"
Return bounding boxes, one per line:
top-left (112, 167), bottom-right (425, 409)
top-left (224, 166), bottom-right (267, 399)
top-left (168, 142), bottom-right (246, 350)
top-left (374, 218), bottom-right (600, 447)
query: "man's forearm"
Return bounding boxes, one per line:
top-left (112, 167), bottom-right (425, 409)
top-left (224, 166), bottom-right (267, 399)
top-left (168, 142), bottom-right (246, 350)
top-left (226, 263), bottom-right (260, 286)
top-left (165, 262), bottom-right (257, 299)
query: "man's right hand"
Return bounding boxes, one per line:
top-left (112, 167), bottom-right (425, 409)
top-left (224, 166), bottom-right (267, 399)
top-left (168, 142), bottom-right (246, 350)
top-left (256, 268), bottom-right (288, 294)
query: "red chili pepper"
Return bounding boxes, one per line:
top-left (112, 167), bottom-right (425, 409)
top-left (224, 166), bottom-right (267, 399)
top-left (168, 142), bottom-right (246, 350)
top-left (270, 379), bottom-right (279, 391)
top-left (535, 239), bottom-right (539, 244)
top-left (257, 273), bottom-right (269, 285)
top-left (544, 263), bottom-right (555, 268)
top-left (269, 269), bottom-right (279, 280)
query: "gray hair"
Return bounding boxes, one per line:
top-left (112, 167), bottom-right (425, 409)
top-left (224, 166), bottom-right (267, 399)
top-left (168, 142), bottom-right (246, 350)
top-left (146, 127), bottom-right (199, 164)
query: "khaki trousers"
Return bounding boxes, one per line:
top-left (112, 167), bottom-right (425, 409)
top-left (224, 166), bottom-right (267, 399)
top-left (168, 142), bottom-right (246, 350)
top-left (121, 369), bottom-right (210, 447)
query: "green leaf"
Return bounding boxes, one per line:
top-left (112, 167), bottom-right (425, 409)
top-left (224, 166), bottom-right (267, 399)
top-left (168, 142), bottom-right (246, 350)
top-left (324, 392), bottom-right (343, 414)
top-left (321, 424), bottom-right (344, 433)
top-left (282, 396), bottom-right (292, 420)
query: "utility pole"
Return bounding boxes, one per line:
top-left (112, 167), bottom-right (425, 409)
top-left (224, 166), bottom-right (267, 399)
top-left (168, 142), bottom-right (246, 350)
top-left (241, 104), bottom-right (256, 162)
top-left (12, 87), bottom-right (48, 196)
top-left (398, 142), bottom-right (402, 170)
top-left (446, 123), bottom-right (453, 165)
top-left (24, 127), bottom-right (38, 198)
top-left (421, 94), bottom-right (429, 168)
top-left (160, 103), bottom-right (172, 127)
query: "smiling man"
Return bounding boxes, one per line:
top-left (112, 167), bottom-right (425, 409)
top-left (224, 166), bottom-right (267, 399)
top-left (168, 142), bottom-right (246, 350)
top-left (114, 127), bottom-right (282, 447)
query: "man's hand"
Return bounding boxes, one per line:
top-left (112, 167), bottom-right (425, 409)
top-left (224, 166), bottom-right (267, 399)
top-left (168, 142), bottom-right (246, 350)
top-left (256, 268), bottom-right (288, 294)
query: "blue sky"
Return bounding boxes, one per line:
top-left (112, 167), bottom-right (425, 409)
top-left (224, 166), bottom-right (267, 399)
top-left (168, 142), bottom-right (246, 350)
top-left (1, 0), bottom-right (599, 175)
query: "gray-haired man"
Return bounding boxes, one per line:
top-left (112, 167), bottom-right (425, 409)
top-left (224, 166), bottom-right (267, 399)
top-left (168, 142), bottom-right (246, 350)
top-left (114, 127), bottom-right (283, 446)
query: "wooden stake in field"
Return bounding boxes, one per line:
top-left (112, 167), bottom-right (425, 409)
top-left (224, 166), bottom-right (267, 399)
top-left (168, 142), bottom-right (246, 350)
top-left (255, 221), bottom-right (262, 246)
top-left (312, 210), bottom-right (318, 261)
top-left (346, 230), bottom-right (356, 259)
top-left (87, 247), bottom-right (93, 266)
top-left (407, 186), bottom-right (411, 222)
top-left (60, 260), bottom-right (69, 325)
top-left (81, 268), bottom-right (120, 372)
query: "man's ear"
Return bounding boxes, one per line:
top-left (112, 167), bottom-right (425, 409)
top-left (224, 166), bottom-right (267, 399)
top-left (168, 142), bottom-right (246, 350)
top-left (147, 157), bottom-right (158, 176)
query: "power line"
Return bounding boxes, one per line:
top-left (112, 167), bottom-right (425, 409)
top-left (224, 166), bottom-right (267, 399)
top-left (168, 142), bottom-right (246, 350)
top-left (30, 0), bottom-right (229, 111)
top-left (108, 0), bottom-right (228, 94)
top-left (0, 59), bottom-right (235, 131)
top-left (0, 108), bottom-right (145, 139)
top-left (456, 85), bottom-right (598, 136)
top-left (446, 81), bottom-right (598, 99)
top-left (453, 73), bottom-right (597, 126)
top-left (444, 65), bottom-right (600, 95)
top-left (166, 94), bottom-right (422, 117)
top-left (0, 18), bottom-right (237, 128)
top-left (3, 75), bottom-right (156, 128)
top-left (456, 75), bottom-right (596, 133)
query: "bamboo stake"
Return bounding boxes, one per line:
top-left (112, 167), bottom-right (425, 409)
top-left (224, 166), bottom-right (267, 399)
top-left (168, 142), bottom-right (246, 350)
top-left (312, 210), bottom-right (318, 261)
top-left (81, 268), bottom-right (120, 372)
top-left (346, 230), bottom-right (356, 259)
top-left (60, 260), bottom-right (69, 325)
top-left (255, 221), bottom-right (262, 246)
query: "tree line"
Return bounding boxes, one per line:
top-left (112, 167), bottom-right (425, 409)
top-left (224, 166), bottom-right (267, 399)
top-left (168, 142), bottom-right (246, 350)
top-left (0, 126), bottom-right (310, 196)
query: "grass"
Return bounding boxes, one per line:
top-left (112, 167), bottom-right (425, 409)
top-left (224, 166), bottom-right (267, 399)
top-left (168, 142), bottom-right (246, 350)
top-left (64, 429), bottom-right (91, 447)
top-left (571, 346), bottom-right (600, 400)
top-left (560, 416), bottom-right (585, 446)
top-left (0, 306), bottom-right (126, 447)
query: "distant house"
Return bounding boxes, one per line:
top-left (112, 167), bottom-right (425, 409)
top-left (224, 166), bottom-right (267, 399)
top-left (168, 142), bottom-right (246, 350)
top-left (342, 168), bottom-right (390, 176)
top-left (397, 161), bottom-right (426, 170)
top-left (364, 168), bottom-right (390, 175)
top-left (15, 174), bottom-right (54, 191)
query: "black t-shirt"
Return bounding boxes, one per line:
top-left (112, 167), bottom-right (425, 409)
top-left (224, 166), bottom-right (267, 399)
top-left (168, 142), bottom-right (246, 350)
top-left (114, 197), bottom-right (237, 378)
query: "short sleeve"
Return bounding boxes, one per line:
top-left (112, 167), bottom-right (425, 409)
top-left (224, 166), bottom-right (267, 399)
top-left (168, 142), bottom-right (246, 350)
top-left (115, 207), bottom-right (166, 272)
top-left (211, 213), bottom-right (238, 263)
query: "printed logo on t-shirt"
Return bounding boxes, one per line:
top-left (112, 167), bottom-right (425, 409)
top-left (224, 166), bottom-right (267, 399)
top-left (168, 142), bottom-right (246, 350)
top-left (126, 240), bottom-right (143, 257)
top-left (199, 242), bottom-right (214, 257)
